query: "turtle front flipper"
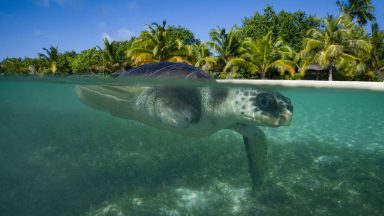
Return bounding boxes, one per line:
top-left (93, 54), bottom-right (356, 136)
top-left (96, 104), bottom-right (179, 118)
top-left (76, 85), bottom-right (145, 118)
top-left (230, 123), bottom-right (268, 194)
top-left (137, 87), bottom-right (202, 128)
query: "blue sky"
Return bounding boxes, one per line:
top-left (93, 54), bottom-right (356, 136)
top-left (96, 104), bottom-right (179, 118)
top-left (0, 0), bottom-right (383, 59)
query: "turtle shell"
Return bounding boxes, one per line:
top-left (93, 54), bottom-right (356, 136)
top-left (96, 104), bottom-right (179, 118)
top-left (118, 62), bottom-right (212, 80)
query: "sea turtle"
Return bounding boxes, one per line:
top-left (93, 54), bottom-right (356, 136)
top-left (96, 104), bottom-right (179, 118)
top-left (75, 62), bottom-right (293, 193)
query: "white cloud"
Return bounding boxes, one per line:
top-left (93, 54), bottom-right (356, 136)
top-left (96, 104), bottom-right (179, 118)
top-left (117, 28), bottom-right (133, 40)
top-left (100, 32), bottom-right (113, 41)
top-left (100, 28), bottom-right (134, 42)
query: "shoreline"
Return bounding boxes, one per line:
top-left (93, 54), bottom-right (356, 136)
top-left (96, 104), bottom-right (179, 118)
top-left (217, 79), bottom-right (384, 92)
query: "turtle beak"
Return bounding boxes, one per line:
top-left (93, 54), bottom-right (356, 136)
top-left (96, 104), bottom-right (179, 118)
top-left (279, 110), bottom-right (293, 126)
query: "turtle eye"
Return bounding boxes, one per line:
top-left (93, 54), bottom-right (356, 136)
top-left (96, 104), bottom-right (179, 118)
top-left (256, 93), bottom-right (277, 111)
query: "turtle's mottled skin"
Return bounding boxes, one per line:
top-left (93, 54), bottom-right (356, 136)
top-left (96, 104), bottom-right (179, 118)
top-left (76, 62), bottom-right (293, 193)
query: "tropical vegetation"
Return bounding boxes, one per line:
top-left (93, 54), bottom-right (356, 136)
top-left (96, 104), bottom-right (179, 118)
top-left (225, 31), bottom-right (296, 79)
top-left (1, 0), bottom-right (383, 81)
top-left (207, 27), bottom-right (243, 78)
top-left (336, 0), bottom-right (375, 26)
top-left (38, 46), bottom-right (59, 74)
top-left (300, 14), bottom-right (371, 81)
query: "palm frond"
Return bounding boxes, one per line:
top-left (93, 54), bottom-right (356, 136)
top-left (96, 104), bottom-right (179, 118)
top-left (270, 59), bottom-right (296, 76)
top-left (225, 58), bottom-right (257, 74)
top-left (133, 53), bottom-right (156, 66)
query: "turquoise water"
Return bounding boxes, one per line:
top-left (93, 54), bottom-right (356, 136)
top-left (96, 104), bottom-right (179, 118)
top-left (0, 78), bottom-right (383, 216)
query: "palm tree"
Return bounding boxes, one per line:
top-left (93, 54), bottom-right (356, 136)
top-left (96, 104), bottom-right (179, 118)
top-left (225, 32), bottom-right (295, 79)
top-left (0, 58), bottom-right (26, 74)
top-left (98, 38), bottom-right (116, 73)
top-left (99, 38), bottom-right (116, 64)
top-left (188, 43), bottom-right (217, 72)
top-left (98, 38), bottom-right (131, 73)
top-left (336, 0), bottom-right (375, 26)
top-left (300, 15), bottom-right (371, 81)
top-left (127, 20), bottom-right (187, 66)
top-left (207, 27), bottom-right (243, 79)
top-left (353, 23), bottom-right (384, 80)
top-left (38, 46), bottom-right (59, 73)
top-left (70, 48), bottom-right (103, 73)
top-left (368, 24), bottom-right (384, 79)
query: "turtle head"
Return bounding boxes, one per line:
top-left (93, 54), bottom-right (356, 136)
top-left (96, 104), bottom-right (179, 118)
top-left (231, 89), bottom-right (293, 127)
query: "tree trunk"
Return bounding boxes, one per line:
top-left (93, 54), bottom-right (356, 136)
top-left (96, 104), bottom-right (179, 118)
top-left (328, 61), bottom-right (333, 81)
top-left (225, 59), bottom-right (230, 79)
top-left (328, 66), bottom-right (333, 81)
top-left (260, 71), bottom-right (266, 79)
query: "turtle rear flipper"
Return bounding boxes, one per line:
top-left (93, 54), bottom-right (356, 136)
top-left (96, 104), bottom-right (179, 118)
top-left (231, 124), bottom-right (268, 194)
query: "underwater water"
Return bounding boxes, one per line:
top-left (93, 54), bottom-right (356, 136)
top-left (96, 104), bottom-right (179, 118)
top-left (0, 77), bottom-right (383, 216)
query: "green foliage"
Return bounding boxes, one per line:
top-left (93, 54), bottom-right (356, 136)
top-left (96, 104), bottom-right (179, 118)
top-left (114, 39), bottom-right (136, 61)
top-left (0, 57), bottom-right (49, 75)
top-left (190, 43), bottom-right (217, 71)
top-left (369, 24), bottom-right (384, 80)
top-left (0, 9), bottom-right (383, 81)
top-left (168, 26), bottom-right (200, 45)
top-left (240, 6), bottom-right (321, 51)
top-left (208, 27), bottom-right (243, 78)
top-left (71, 48), bottom-right (103, 73)
top-left (300, 14), bottom-right (371, 81)
top-left (57, 51), bottom-right (77, 74)
top-left (38, 46), bottom-right (59, 74)
top-left (336, 0), bottom-right (375, 26)
top-left (127, 20), bottom-right (189, 65)
top-left (0, 58), bottom-right (29, 74)
top-left (354, 23), bottom-right (384, 80)
top-left (98, 38), bottom-right (134, 73)
top-left (225, 32), bottom-right (296, 79)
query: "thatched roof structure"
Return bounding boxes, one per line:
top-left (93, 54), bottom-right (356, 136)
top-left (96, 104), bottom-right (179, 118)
top-left (306, 64), bottom-right (328, 71)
